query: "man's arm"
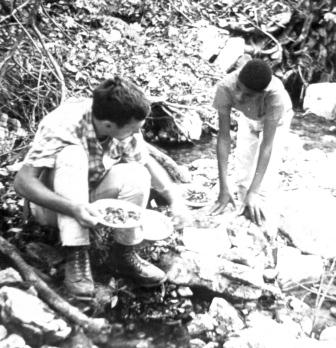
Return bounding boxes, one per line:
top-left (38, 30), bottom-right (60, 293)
top-left (14, 165), bottom-right (99, 227)
top-left (248, 119), bottom-right (277, 194)
top-left (209, 107), bottom-right (236, 215)
top-left (243, 117), bottom-right (277, 225)
top-left (145, 156), bottom-right (191, 226)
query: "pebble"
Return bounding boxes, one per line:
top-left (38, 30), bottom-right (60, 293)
top-left (330, 306), bottom-right (336, 318)
top-left (0, 325), bottom-right (7, 341)
top-left (190, 338), bottom-right (206, 348)
top-left (263, 268), bottom-right (278, 283)
top-left (177, 286), bottom-right (193, 297)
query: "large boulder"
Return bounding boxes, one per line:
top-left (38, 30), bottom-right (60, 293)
top-left (303, 83), bottom-right (336, 120)
top-left (160, 248), bottom-right (264, 301)
top-left (0, 287), bottom-right (71, 346)
top-left (278, 189), bottom-right (336, 258)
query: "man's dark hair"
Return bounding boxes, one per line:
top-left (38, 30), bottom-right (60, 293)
top-left (92, 76), bottom-right (151, 127)
top-left (238, 59), bottom-right (272, 92)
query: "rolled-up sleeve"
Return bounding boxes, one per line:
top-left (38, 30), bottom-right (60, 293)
top-left (213, 81), bottom-right (233, 112)
top-left (24, 118), bottom-right (81, 168)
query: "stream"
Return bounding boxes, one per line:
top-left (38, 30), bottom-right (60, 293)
top-left (103, 112), bottom-right (336, 348)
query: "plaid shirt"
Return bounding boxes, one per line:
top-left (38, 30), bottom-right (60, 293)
top-left (24, 98), bottom-right (149, 187)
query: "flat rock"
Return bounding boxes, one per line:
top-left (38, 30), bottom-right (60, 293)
top-left (276, 246), bottom-right (324, 290)
top-left (160, 249), bottom-right (264, 300)
top-left (0, 287), bottom-right (71, 346)
top-left (0, 268), bottom-right (23, 286)
top-left (303, 83), bottom-right (336, 120)
top-left (209, 297), bottom-right (244, 333)
top-left (279, 189), bottom-right (336, 258)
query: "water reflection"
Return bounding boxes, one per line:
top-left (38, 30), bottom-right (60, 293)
top-left (162, 134), bottom-right (217, 164)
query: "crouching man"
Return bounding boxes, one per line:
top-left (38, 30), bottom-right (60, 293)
top-left (14, 77), bottom-right (189, 297)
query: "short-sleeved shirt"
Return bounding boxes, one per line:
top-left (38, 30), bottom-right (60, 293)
top-left (213, 70), bottom-right (292, 127)
top-left (24, 98), bottom-right (149, 188)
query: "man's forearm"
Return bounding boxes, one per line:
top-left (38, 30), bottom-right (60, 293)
top-left (217, 136), bottom-right (231, 192)
top-left (15, 173), bottom-right (76, 217)
top-left (248, 143), bottom-right (272, 193)
top-left (145, 156), bottom-right (178, 204)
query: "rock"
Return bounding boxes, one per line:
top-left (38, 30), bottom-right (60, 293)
top-left (276, 246), bottom-right (324, 290)
top-left (0, 334), bottom-right (26, 348)
top-left (330, 307), bottom-right (336, 318)
top-left (0, 325), bottom-right (7, 340)
top-left (182, 226), bottom-right (232, 257)
top-left (0, 267), bottom-right (23, 286)
top-left (60, 328), bottom-right (94, 348)
top-left (176, 286), bottom-right (193, 297)
top-left (204, 343), bottom-right (219, 348)
top-left (275, 296), bottom-right (313, 336)
top-left (190, 338), bottom-right (207, 348)
top-left (215, 37), bottom-right (246, 73)
top-left (303, 83), bottom-right (336, 120)
top-left (279, 190), bottom-right (336, 258)
top-left (320, 326), bottom-right (336, 341)
top-left (197, 25), bottom-right (229, 61)
top-left (161, 249), bottom-right (264, 300)
top-left (187, 313), bottom-right (216, 337)
top-left (0, 287), bottom-right (71, 346)
top-left (208, 297), bottom-right (244, 333)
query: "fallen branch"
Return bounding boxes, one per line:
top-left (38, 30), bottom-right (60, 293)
top-left (31, 19), bottom-right (66, 103)
top-left (0, 0), bottom-right (31, 24)
top-left (0, 236), bottom-right (111, 336)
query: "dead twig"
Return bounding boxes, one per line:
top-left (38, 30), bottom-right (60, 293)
top-left (0, 0), bottom-right (31, 24)
top-left (31, 19), bottom-right (67, 103)
top-left (0, 236), bottom-right (111, 336)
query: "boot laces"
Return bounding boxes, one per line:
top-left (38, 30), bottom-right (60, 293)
top-left (73, 249), bottom-right (92, 281)
top-left (123, 249), bottom-right (143, 272)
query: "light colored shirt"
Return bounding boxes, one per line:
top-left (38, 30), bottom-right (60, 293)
top-left (213, 70), bottom-right (292, 127)
top-left (24, 98), bottom-right (149, 187)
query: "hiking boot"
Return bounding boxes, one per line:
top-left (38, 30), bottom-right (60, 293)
top-left (113, 244), bottom-right (167, 287)
top-left (64, 247), bottom-right (94, 297)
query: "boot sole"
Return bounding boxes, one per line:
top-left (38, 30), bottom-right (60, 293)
top-left (115, 271), bottom-right (168, 288)
top-left (136, 276), bottom-right (167, 288)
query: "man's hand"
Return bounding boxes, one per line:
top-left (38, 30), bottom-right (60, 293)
top-left (208, 190), bottom-right (236, 216)
top-left (71, 203), bottom-right (100, 228)
top-left (240, 191), bottom-right (265, 226)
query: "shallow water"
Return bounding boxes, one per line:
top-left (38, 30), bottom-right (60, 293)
top-left (105, 113), bottom-right (336, 348)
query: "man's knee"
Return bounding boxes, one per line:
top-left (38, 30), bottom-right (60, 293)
top-left (120, 163), bottom-right (151, 193)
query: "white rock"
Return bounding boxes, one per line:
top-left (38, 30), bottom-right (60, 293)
top-left (187, 313), bottom-right (216, 337)
top-left (303, 83), bottom-right (336, 120)
top-left (209, 297), bottom-right (244, 333)
top-left (279, 190), bottom-right (336, 258)
top-left (0, 325), bottom-right (7, 341)
top-left (216, 37), bottom-right (245, 73)
top-left (0, 268), bottom-right (23, 285)
top-left (177, 286), bottom-right (193, 297)
top-left (190, 338), bottom-right (207, 348)
top-left (0, 287), bottom-right (71, 343)
top-left (276, 246), bottom-right (324, 290)
top-left (0, 334), bottom-right (26, 348)
top-left (320, 326), bottom-right (336, 341)
top-left (182, 226), bottom-right (232, 256)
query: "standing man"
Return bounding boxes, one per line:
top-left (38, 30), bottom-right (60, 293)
top-left (14, 77), bottom-right (188, 297)
top-left (209, 59), bottom-right (293, 227)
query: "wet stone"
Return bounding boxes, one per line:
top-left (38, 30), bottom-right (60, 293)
top-left (190, 338), bottom-right (207, 348)
top-left (177, 286), bottom-right (193, 297)
top-left (0, 325), bottom-right (7, 341)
